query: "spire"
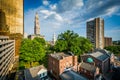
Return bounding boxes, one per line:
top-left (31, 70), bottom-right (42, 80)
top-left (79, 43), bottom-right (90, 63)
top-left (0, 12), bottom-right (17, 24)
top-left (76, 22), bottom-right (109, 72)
top-left (34, 12), bottom-right (40, 35)
top-left (52, 33), bottom-right (56, 45)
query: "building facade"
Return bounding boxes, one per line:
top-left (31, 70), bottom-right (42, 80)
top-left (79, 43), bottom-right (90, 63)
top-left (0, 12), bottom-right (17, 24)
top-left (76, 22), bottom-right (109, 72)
top-left (87, 17), bottom-right (104, 49)
top-left (78, 62), bottom-right (97, 79)
top-left (0, 9), bottom-right (9, 35)
top-left (0, 36), bottom-right (15, 80)
top-left (28, 34), bottom-right (44, 40)
top-left (34, 12), bottom-right (40, 35)
top-left (48, 52), bottom-right (78, 80)
top-left (81, 50), bottom-right (110, 74)
top-left (28, 12), bottom-right (44, 40)
top-left (24, 65), bottom-right (48, 80)
top-left (0, 0), bottom-right (23, 34)
top-left (104, 37), bottom-right (112, 47)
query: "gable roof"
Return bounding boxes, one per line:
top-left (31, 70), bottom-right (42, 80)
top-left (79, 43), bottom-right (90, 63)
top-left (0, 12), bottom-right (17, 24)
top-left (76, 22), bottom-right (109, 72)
top-left (24, 65), bottom-right (47, 80)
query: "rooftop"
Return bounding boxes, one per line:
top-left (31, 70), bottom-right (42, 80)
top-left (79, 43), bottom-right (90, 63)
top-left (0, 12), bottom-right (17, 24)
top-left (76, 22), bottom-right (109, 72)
top-left (79, 62), bottom-right (96, 73)
top-left (60, 70), bottom-right (88, 80)
top-left (24, 65), bottom-right (47, 80)
top-left (90, 51), bottom-right (109, 61)
top-left (0, 36), bottom-right (9, 39)
top-left (50, 52), bottom-right (71, 60)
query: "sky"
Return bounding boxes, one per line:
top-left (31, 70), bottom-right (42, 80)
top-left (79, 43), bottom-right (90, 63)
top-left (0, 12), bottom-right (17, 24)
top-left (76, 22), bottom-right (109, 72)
top-left (24, 0), bottom-right (120, 41)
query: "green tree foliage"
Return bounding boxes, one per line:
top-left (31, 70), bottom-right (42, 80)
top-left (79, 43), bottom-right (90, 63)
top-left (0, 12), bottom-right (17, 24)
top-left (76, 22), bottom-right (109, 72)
top-left (20, 38), bottom-right (46, 68)
top-left (104, 46), bottom-right (120, 54)
top-left (54, 30), bottom-right (93, 56)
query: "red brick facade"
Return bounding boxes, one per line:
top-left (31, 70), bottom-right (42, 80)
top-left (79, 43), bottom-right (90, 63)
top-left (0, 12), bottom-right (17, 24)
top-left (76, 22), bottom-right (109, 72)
top-left (48, 52), bottom-right (78, 80)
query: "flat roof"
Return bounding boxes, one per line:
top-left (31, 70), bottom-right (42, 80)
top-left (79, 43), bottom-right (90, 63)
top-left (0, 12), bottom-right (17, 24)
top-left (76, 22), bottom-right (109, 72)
top-left (50, 52), bottom-right (71, 60)
top-left (79, 62), bottom-right (96, 73)
top-left (60, 70), bottom-right (88, 80)
top-left (90, 51), bottom-right (109, 61)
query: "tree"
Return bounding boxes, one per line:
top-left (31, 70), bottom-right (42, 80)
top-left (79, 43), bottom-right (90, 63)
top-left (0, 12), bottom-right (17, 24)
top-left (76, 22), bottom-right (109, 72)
top-left (104, 46), bottom-right (120, 55)
top-left (20, 38), bottom-right (46, 68)
top-left (54, 30), bottom-right (93, 58)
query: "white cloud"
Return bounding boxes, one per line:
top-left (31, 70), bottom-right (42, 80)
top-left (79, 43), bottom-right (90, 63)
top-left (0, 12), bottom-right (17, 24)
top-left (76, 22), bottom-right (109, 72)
top-left (43, 0), bottom-right (49, 6)
top-left (50, 4), bottom-right (57, 10)
top-left (40, 10), bottom-right (63, 22)
top-left (75, 0), bottom-right (84, 7)
top-left (106, 6), bottom-right (119, 16)
top-left (56, 0), bottom-right (84, 13)
top-left (24, 0), bottom-right (120, 41)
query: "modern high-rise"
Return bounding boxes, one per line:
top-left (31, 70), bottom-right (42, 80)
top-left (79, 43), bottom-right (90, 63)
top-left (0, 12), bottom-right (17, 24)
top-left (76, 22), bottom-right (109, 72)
top-left (34, 12), bottom-right (40, 35)
top-left (0, 36), bottom-right (15, 80)
top-left (87, 17), bottom-right (104, 49)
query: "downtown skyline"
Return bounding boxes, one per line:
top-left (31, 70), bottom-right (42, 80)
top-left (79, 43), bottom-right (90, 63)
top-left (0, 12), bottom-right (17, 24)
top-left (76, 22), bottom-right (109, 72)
top-left (24, 0), bottom-right (120, 41)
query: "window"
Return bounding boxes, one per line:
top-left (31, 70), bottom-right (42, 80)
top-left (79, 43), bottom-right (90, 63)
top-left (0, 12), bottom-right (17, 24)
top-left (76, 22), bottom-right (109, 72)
top-left (43, 73), bottom-right (44, 76)
top-left (39, 74), bottom-right (41, 78)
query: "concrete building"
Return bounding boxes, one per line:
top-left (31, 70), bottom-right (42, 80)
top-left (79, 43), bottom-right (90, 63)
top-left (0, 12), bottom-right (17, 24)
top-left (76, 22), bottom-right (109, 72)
top-left (0, 36), bottom-right (15, 80)
top-left (81, 49), bottom-right (110, 74)
top-left (87, 17), bottom-right (104, 49)
top-left (24, 65), bottom-right (48, 80)
top-left (0, 0), bottom-right (23, 34)
top-left (104, 37), bottom-right (112, 47)
top-left (48, 52), bottom-right (78, 80)
top-left (0, 9), bottom-right (9, 36)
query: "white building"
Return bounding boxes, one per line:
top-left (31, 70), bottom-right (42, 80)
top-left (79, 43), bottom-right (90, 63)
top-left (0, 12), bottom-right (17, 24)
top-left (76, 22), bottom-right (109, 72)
top-left (0, 36), bottom-right (15, 80)
top-left (24, 65), bottom-right (48, 80)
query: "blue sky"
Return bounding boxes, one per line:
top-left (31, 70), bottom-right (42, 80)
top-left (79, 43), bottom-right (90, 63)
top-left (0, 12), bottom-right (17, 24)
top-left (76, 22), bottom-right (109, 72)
top-left (24, 0), bottom-right (120, 41)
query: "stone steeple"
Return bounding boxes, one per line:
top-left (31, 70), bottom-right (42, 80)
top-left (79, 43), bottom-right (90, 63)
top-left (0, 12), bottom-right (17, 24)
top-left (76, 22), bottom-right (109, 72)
top-left (34, 12), bottom-right (40, 35)
top-left (52, 33), bottom-right (56, 45)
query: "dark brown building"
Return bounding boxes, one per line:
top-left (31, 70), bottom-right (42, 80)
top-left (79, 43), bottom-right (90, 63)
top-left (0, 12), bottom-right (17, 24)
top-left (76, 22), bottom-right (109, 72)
top-left (78, 62), bottom-right (98, 79)
top-left (104, 37), bottom-right (112, 47)
top-left (81, 50), bottom-right (110, 74)
top-left (87, 17), bottom-right (104, 49)
top-left (48, 52), bottom-right (78, 80)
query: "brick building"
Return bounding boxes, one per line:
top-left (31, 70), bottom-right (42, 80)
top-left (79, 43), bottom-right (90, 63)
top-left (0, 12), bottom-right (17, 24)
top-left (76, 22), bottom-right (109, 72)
top-left (48, 52), bottom-right (77, 80)
top-left (104, 37), bottom-right (112, 47)
top-left (81, 50), bottom-right (110, 74)
top-left (78, 62), bottom-right (98, 79)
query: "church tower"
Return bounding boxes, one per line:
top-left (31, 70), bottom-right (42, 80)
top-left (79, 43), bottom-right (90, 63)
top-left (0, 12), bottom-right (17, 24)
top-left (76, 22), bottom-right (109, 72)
top-left (34, 12), bottom-right (40, 35)
top-left (52, 33), bottom-right (56, 45)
